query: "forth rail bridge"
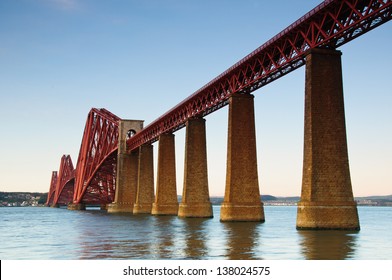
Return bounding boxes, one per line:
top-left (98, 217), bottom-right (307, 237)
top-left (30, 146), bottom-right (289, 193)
top-left (46, 0), bottom-right (391, 230)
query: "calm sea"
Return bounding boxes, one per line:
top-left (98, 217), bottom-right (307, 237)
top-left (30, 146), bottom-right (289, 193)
top-left (0, 206), bottom-right (391, 260)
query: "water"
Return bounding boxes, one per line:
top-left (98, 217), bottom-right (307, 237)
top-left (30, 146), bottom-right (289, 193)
top-left (0, 206), bottom-right (391, 260)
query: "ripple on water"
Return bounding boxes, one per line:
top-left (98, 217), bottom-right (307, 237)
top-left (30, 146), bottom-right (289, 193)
top-left (0, 206), bottom-right (391, 259)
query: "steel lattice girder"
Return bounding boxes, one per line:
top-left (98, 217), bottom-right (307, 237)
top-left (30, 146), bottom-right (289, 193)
top-left (46, 171), bottom-right (58, 206)
top-left (81, 150), bottom-right (117, 204)
top-left (126, 0), bottom-right (391, 152)
top-left (57, 179), bottom-right (75, 205)
top-left (73, 108), bottom-right (120, 205)
top-left (52, 155), bottom-right (75, 206)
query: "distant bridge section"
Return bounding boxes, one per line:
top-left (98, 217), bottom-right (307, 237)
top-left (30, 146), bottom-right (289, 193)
top-left (46, 155), bottom-right (74, 207)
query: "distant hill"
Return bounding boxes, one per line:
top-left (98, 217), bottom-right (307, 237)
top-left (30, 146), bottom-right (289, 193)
top-left (1, 192), bottom-right (391, 206)
top-left (261, 195), bottom-right (278, 201)
top-left (0, 191), bottom-right (47, 200)
top-left (274, 196), bottom-right (301, 201)
top-left (0, 191), bottom-right (48, 206)
top-left (356, 195), bottom-right (392, 200)
top-left (209, 194), bottom-right (392, 205)
top-left (210, 195), bottom-right (298, 205)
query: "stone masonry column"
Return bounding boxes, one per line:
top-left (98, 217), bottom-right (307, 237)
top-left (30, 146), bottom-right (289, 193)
top-left (133, 144), bottom-right (155, 214)
top-left (220, 93), bottom-right (264, 222)
top-left (152, 133), bottom-right (179, 215)
top-left (108, 120), bottom-right (143, 213)
top-left (67, 203), bottom-right (86, 210)
top-left (178, 117), bottom-right (213, 218)
top-left (107, 150), bottom-right (139, 213)
top-left (296, 48), bottom-right (360, 230)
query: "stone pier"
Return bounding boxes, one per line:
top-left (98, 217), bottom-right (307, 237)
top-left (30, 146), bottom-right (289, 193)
top-left (133, 144), bottom-right (155, 214)
top-left (296, 48), bottom-right (360, 230)
top-left (108, 120), bottom-right (143, 213)
top-left (107, 150), bottom-right (139, 213)
top-left (178, 118), bottom-right (213, 218)
top-left (67, 203), bottom-right (86, 210)
top-left (220, 93), bottom-right (264, 222)
top-left (152, 133), bottom-right (179, 215)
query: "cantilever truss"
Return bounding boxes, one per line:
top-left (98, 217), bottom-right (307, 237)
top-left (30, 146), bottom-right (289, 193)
top-left (127, 0), bottom-right (391, 151)
top-left (46, 155), bottom-right (75, 206)
top-left (46, 171), bottom-right (58, 206)
top-left (73, 108), bottom-right (120, 205)
top-left (54, 155), bottom-right (75, 205)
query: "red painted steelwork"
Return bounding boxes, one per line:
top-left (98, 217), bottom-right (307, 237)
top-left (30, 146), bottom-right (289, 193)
top-left (72, 108), bottom-right (120, 205)
top-left (46, 171), bottom-right (58, 206)
top-left (127, 0), bottom-right (391, 151)
top-left (52, 155), bottom-right (75, 206)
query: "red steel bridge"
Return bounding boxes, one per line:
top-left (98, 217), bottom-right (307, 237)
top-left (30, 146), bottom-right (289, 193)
top-left (47, 0), bottom-right (391, 219)
top-left (47, 108), bottom-right (120, 207)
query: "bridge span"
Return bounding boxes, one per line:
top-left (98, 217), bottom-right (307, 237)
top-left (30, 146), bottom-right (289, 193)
top-left (47, 0), bottom-right (391, 230)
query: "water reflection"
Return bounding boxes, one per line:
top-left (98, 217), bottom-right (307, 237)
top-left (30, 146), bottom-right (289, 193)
top-left (298, 230), bottom-right (358, 259)
top-left (149, 216), bottom-right (177, 259)
top-left (76, 212), bottom-right (160, 259)
top-left (50, 208), bottom-right (362, 260)
top-left (223, 222), bottom-right (261, 260)
top-left (181, 218), bottom-right (209, 259)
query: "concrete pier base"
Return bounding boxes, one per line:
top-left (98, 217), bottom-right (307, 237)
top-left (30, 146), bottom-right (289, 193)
top-left (151, 203), bottom-right (179, 215)
top-left (178, 203), bottom-right (213, 218)
top-left (296, 48), bottom-right (359, 230)
top-left (67, 203), bottom-right (86, 210)
top-left (152, 133), bottom-right (179, 215)
top-left (133, 144), bottom-right (155, 214)
top-left (107, 203), bottom-right (134, 213)
top-left (178, 118), bottom-right (213, 218)
top-left (220, 93), bottom-right (264, 222)
top-left (220, 203), bottom-right (264, 222)
top-left (133, 203), bottom-right (153, 214)
top-left (297, 202), bottom-right (360, 230)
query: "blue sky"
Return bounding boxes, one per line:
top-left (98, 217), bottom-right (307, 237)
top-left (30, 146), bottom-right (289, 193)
top-left (0, 0), bottom-right (391, 197)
